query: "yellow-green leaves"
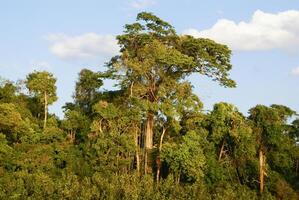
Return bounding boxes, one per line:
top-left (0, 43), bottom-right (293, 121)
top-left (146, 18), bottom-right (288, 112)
top-left (180, 36), bottom-right (236, 87)
top-left (0, 103), bottom-right (33, 143)
top-left (26, 71), bottom-right (57, 104)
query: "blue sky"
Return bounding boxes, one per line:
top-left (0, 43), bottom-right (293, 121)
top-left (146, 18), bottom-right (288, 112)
top-left (0, 0), bottom-right (299, 118)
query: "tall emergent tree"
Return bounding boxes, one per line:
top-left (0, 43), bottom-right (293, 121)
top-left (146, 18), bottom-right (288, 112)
top-left (26, 71), bottom-right (57, 129)
top-left (248, 105), bottom-right (296, 194)
top-left (106, 12), bottom-right (236, 173)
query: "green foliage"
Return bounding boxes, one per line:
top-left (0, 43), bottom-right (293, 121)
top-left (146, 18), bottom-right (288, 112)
top-left (26, 71), bottom-right (57, 105)
top-left (162, 131), bottom-right (206, 182)
top-left (0, 80), bottom-right (17, 103)
top-left (0, 103), bottom-right (34, 143)
top-left (0, 12), bottom-right (298, 200)
top-left (61, 109), bottom-right (90, 142)
top-left (74, 69), bottom-right (103, 114)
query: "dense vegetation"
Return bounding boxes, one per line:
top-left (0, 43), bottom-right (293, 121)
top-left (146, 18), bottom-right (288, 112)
top-left (0, 12), bottom-right (298, 200)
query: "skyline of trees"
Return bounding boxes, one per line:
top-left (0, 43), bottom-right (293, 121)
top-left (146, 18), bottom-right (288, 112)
top-left (0, 12), bottom-right (298, 200)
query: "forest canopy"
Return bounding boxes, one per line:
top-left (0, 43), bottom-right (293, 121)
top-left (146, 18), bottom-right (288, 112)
top-left (0, 12), bottom-right (298, 200)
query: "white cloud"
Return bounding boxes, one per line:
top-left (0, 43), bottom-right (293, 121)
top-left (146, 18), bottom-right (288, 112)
top-left (183, 10), bottom-right (299, 51)
top-left (129, 0), bottom-right (156, 9)
top-left (291, 67), bottom-right (299, 76)
top-left (46, 33), bottom-right (119, 60)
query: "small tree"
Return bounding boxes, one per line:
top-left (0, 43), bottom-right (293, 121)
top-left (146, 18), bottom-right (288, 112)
top-left (61, 110), bottom-right (89, 143)
top-left (26, 71), bottom-right (57, 129)
top-left (74, 69), bottom-right (103, 114)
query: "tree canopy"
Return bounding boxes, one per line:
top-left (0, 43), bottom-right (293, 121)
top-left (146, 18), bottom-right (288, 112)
top-left (0, 12), bottom-right (298, 200)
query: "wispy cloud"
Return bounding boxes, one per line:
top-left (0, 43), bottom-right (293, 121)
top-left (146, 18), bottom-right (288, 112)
top-left (291, 67), bottom-right (299, 76)
top-left (183, 10), bottom-right (299, 52)
top-left (30, 60), bottom-right (51, 71)
top-left (129, 0), bottom-right (156, 9)
top-left (45, 33), bottom-right (119, 60)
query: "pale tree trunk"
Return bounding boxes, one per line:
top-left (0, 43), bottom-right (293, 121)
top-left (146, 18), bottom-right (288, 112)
top-left (145, 113), bottom-right (154, 149)
top-left (259, 149), bottom-right (266, 194)
top-left (144, 112), bottom-right (154, 174)
top-left (176, 171), bottom-right (181, 184)
top-left (99, 118), bottom-right (103, 133)
top-left (43, 91), bottom-right (48, 129)
top-left (156, 127), bottom-right (166, 183)
top-left (159, 127), bottom-right (166, 153)
top-left (134, 128), bottom-right (140, 176)
top-left (218, 140), bottom-right (225, 161)
top-left (69, 130), bottom-right (75, 143)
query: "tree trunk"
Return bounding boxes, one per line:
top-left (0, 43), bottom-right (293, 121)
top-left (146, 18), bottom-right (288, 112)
top-left (69, 130), bottom-right (75, 143)
top-left (218, 140), bottom-right (225, 161)
top-left (156, 127), bottom-right (166, 183)
top-left (144, 112), bottom-right (154, 174)
top-left (72, 130), bottom-right (75, 143)
top-left (144, 150), bottom-right (148, 175)
top-left (43, 91), bottom-right (48, 129)
top-left (145, 113), bottom-right (154, 149)
top-left (176, 171), bottom-right (181, 185)
top-left (156, 156), bottom-right (161, 183)
top-left (99, 118), bottom-right (103, 133)
top-left (159, 127), bottom-right (166, 153)
top-left (134, 129), bottom-right (140, 176)
top-left (259, 149), bottom-right (266, 193)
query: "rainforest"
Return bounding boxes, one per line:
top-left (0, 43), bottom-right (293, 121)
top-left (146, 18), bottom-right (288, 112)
top-left (0, 12), bottom-right (298, 200)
